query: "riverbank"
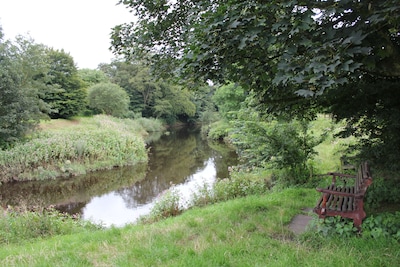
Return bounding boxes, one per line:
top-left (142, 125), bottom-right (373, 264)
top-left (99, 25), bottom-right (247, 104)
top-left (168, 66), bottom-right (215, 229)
top-left (0, 115), bottom-right (165, 183)
top-left (0, 188), bottom-right (398, 266)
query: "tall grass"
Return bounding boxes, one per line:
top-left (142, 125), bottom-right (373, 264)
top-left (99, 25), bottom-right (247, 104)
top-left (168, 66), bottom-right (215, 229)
top-left (0, 115), bottom-right (164, 182)
top-left (0, 207), bottom-right (102, 245)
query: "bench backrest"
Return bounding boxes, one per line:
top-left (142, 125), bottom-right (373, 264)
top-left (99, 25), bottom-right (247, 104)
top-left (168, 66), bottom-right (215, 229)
top-left (356, 161), bottom-right (372, 193)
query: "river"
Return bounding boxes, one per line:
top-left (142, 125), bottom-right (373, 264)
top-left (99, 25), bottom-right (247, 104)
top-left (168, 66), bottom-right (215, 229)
top-left (0, 127), bottom-right (238, 227)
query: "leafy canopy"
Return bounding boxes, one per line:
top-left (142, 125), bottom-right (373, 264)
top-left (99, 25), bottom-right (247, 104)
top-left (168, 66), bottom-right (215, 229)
top-left (112, 1), bottom-right (400, 169)
top-left (111, 0), bottom-right (400, 96)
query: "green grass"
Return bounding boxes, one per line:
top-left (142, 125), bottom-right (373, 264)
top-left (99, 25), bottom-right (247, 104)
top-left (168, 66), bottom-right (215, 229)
top-left (0, 188), bottom-right (398, 266)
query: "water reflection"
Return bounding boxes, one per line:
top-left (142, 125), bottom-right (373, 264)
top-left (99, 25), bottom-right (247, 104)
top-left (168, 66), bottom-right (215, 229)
top-left (0, 127), bottom-right (238, 226)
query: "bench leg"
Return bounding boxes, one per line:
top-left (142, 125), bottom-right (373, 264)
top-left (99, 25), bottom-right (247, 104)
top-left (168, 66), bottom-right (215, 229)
top-left (353, 210), bottom-right (366, 231)
top-left (321, 193), bottom-right (328, 214)
top-left (353, 218), bottom-right (362, 231)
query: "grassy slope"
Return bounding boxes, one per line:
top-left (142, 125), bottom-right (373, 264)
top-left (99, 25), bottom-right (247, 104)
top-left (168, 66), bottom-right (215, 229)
top-left (0, 188), bottom-right (399, 266)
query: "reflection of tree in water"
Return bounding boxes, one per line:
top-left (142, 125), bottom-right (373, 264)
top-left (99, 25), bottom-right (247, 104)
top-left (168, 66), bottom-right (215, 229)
top-left (117, 127), bottom-right (239, 209)
top-left (0, 164), bottom-right (147, 213)
top-left (117, 128), bottom-right (208, 208)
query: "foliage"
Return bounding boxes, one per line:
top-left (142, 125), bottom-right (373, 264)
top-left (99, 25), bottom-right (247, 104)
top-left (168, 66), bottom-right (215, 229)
top-left (0, 115), bottom-right (149, 182)
top-left (313, 216), bottom-right (358, 238)
top-left (190, 170), bottom-right (270, 207)
top-left (112, 0), bottom-right (400, 170)
top-left (0, 33), bottom-right (50, 148)
top-left (135, 117), bottom-right (165, 132)
top-left (212, 83), bottom-right (246, 120)
top-left (78, 68), bottom-right (110, 87)
top-left (325, 79), bottom-right (400, 170)
top-left (140, 187), bottom-right (183, 224)
top-left (313, 212), bottom-right (400, 241)
top-left (206, 120), bottom-right (231, 141)
top-left (0, 207), bottom-right (102, 245)
top-left (112, 0), bottom-right (399, 94)
top-left (87, 82), bottom-right (132, 118)
top-left (362, 212), bottom-right (400, 240)
top-left (364, 176), bottom-right (400, 210)
top-left (43, 48), bottom-right (86, 119)
top-left (231, 100), bottom-right (324, 184)
top-left (99, 60), bottom-right (196, 123)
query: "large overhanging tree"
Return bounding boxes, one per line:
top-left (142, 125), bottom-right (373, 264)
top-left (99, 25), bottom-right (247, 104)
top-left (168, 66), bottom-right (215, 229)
top-left (111, 0), bottom-right (400, 169)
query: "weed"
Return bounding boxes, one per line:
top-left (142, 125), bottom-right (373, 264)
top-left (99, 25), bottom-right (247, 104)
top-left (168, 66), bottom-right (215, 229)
top-left (140, 187), bottom-right (183, 224)
top-left (312, 216), bottom-right (358, 237)
top-left (362, 212), bottom-right (400, 240)
top-left (311, 212), bottom-right (400, 240)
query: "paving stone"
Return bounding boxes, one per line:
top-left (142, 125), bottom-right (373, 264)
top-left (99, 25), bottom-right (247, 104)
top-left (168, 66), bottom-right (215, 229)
top-left (289, 214), bottom-right (313, 235)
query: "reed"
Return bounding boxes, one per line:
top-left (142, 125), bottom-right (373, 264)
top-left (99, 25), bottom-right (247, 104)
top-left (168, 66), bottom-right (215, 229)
top-left (0, 115), bottom-right (162, 182)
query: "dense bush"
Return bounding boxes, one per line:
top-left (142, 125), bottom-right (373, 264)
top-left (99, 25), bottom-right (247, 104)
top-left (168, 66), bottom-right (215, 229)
top-left (365, 176), bottom-right (400, 210)
top-left (231, 107), bottom-right (323, 185)
top-left (87, 83), bottom-right (132, 118)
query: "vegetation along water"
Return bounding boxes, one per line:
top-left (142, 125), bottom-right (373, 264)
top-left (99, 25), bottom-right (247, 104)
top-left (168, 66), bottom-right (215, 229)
top-left (1, 1), bottom-right (400, 265)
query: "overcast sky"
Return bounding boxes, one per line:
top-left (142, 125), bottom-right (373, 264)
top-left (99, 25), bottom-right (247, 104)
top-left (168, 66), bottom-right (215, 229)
top-left (0, 0), bottom-right (134, 69)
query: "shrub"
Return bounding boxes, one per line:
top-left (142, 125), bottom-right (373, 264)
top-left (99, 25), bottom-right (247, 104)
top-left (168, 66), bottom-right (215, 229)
top-left (362, 212), bottom-right (400, 240)
top-left (365, 176), bottom-right (400, 210)
top-left (207, 120), bottom-right (232, 141)
top-left (140, 187), bottom-right (183, 224)
top-left (87, 83), bottom-right (131, 118)
top-left (232, 114), bottom-right (324, 185)
top-left (190, 169), bottom-right (270, 207)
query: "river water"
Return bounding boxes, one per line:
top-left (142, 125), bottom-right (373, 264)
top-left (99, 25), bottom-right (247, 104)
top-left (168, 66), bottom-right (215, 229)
top-left (0, 127), bottom-right (238, 227)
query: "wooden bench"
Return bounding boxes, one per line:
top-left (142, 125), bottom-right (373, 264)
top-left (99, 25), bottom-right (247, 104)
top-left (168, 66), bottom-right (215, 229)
top-left (313, 161), bottom-right (373, 230)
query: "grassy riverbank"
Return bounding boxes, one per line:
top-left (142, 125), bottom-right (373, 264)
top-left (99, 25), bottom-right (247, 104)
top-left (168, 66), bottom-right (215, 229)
top-left (0, 115), bottom-right (164, 183)
top-left (0, 188), bottom-right (399, 266)
top-left (0, 115), bottom-right (398, 266)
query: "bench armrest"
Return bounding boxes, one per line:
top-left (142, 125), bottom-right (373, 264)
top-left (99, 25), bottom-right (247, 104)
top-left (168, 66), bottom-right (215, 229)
top-left (316, 187), bottom-right (364, 198)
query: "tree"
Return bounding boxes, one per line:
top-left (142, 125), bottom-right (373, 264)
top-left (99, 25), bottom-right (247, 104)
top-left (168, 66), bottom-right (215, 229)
top-left (100, 60), bottom-right (196, 122)
top-left (112, 0), bottom-right (399, 93)
top-left (87, 83), bottom-right (131, 118)
top-left (0, 30), bottom-right (50, 148)
top-left (99, 61), bottom-right (152, 115)
top-left (112, 0), bottom-right (400, 169)
top-left (44, 49), bottom-right (86, 119)
top-left (78, 68), bottom-right (110, 87)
